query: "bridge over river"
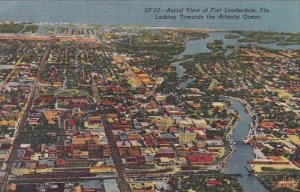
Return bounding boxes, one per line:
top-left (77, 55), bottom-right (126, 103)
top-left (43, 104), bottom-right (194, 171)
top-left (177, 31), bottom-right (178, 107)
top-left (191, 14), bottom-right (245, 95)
top-left (226, 99), bottom-right (268, 192)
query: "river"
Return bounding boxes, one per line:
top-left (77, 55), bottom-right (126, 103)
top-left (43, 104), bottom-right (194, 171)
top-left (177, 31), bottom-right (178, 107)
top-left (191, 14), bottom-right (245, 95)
top-left (171, 31), bottom-right (299, 89)
top-left (171, 36), bottom-right (272, 191)
top-left (178, 32), bottom-right (300, 58)
top-left (226, 99), bottom-right (268, 192)
top-left (170, 64), bottom-right (269, 191)
top-left (170, 70), bottom-right (269, 191)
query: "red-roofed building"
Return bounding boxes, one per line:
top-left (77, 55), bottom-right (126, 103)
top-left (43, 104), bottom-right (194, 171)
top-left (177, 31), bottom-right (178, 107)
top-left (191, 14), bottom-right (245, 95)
top-left (125, 156), bottom-right (146, 165)
top-left (144, 140), bottom-right (155, 147)
top-left (206, 180), bottom-right (222, 186)
top-left (259, 122), bottom-right (277, 129)
top-left (155, 149), bottom-right (175, 158)
top-left (56, 159), bottom-right (65, 167)
top-left (187, 155), bottom-right (214, 165)
top-left (102, 98), bottom-right (116, 106)
top-left (67, 119), bottom-right (76, 129)
top-left (285, 129), bottom-right (297, 135)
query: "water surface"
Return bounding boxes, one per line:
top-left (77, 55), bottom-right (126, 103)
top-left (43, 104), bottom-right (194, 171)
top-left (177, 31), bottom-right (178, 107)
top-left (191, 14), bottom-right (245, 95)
top-left (0, 1), bottom-right (299, 32)
top-left (226, 100), bottom-right (268, 192)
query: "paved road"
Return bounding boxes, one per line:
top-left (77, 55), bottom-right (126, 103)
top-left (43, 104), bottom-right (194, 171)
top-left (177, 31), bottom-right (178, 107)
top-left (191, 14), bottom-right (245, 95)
top-left (92, 79), bottom-right (131, 192)
top-left (8, 174), bottom-right (118, 184)
top-left (0, 42), bottom-right (52, 192)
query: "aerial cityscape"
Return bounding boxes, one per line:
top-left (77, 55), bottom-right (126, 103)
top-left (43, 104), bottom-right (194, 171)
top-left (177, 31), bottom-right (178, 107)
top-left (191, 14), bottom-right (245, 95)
top-left (0, 20), bottom-right (299, 192)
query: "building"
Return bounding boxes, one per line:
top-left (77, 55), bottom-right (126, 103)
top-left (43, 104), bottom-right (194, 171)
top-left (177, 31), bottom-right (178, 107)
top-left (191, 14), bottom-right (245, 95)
top-left (83, 180), bottom-right (102, 192)
top-left (178, 132), bottom-right (196, 144)
top-left (275, 180), bottom-right (298, 189)
top-left (103, 179), bottom-right (120, 192)
top-left (187, 155), bottom-right (214, 165)
top-left (249, 156), bottom-right (290, 165)
top-left (212, 102), bottom-right (225, 108)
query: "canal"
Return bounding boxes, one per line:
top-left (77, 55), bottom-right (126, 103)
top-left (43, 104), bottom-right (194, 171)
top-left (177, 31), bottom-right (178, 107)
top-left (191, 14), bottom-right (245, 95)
top-left (226, 99), bottom-right (268, 192)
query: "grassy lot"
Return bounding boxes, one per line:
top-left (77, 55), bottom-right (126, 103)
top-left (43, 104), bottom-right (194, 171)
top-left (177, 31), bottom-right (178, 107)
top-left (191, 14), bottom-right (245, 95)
top-left (224, 33), bottom-right (240, 39)
top-left (42, 26), bottom-right (55, 35)
top-left (55, 89), bottom-right (90, 97)
top-left (22, 25), bottom-right (38, 34)
top-left (0, 23), bottom-right (24, 33)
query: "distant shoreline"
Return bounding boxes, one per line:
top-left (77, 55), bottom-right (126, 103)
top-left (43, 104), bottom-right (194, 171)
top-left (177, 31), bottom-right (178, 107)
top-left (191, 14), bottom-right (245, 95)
top-left (0, 21), bottom-right (298, 34)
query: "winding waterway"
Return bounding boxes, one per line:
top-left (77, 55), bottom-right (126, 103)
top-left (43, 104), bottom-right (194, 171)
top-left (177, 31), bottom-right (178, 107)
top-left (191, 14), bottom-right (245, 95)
top-left (178, 32), bottom-right (300, 58)
top-left (171, 31), bottom-right (299, 89)
top-left (171, 36), bottom-right (273, 191)
top-left (227, 99), bottom-right (268, 192)
top-left (170, 59), bottom-right (195, 89)
top-left (171, 62), bottom-right (268, 191)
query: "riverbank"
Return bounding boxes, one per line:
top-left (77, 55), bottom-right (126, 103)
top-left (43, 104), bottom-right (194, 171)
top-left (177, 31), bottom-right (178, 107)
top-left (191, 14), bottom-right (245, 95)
top-left (226, 96), bottom-right (258, 143)
top-left (222, 96), bottom-right (255, 156)
top-left (224, 97), bottom-right (268, 192)
top-left (223, 114), bottom-right (240, 163)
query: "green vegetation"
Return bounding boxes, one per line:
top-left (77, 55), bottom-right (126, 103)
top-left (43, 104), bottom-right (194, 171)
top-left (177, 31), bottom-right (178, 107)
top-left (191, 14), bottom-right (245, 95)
top-left (156, 72), bottom-right (179, 93)
top-left (111, 28), bottom-right (207, 69)
top-left (42, 26), bottom-right (55, 35)
top-left (261, 167), bottom-right (300, 173)
top-left (0, 126), bottom-right (14, 139)
top-left (259, 174), bottom-right (300, 192)
top-left (224, 33), bottom-right (239, 39)
top-left (55, 89), bottom-right (89, 97)
top-left (239, 35), bottom-right (284, 44)
top-left (278, 34), bottom-right (300, 45)
top-left (22, 25), bottom-right (38, 34)
top-left (20, 125), bottom-right (59, 147)
top-left (273, 188), bottom-right (296, 192)
top-left (125, 164), bottom-right (155, 169)
top-left (235, 30), bottom-right (300, 45)
top-left (207, 40), bottom-right (224, 51)
top-left (0, 69), bottom-right (12, 81)
top-left (165, 174), bottom-right (242, 192)
top-left (237, 31), bottom-right (286, 44)
top-left (208, 80), bottom-right (218, 90)
top-left (89, 24), bottom-right (100, 30)
top-left (0, 22), bottom-right (24, 33)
